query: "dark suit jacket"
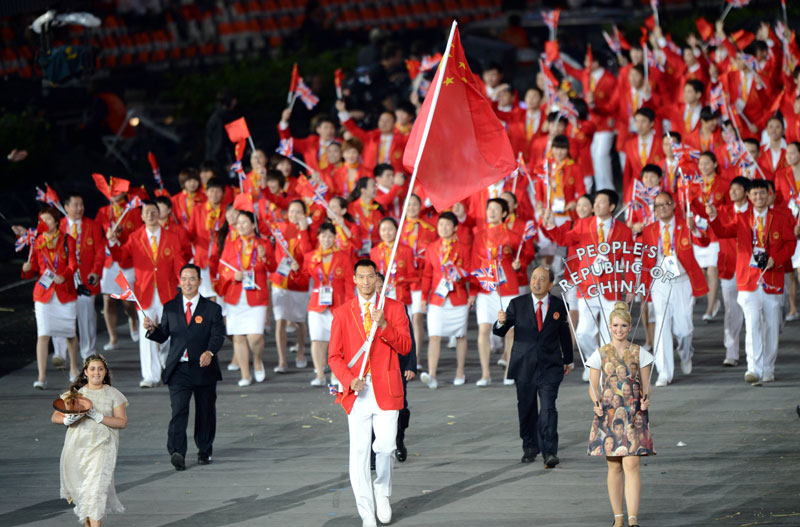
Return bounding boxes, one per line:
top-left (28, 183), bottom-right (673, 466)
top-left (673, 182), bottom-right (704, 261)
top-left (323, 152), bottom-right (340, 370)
top-left (146, 294), bottom-right (226, 385)
top-left (493, 293), bottom-right (573, 382)
top-left (398, 310), bottom-right (417, 374)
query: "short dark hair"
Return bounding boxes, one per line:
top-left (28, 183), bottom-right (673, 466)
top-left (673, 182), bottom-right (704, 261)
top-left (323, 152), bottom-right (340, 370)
top-left (532, 265), bottom-right (554, 284)
top-left (700, 105), bottom-right (720, 122)
top-left (641, 164), bottom-right (663, 179)
top-left (749, 179), bottom-right (769, 192)
top-left (154, 196), bottom-right (172, 209)
top-left (634, 107), bottom-right (655, 122)
top-left (379, 216), bottom-right (398, 230)
top-left (685, 79), bottom-right (704, 94)
top-left (613, 418), bottom-right (625, 428)
top-left (700, 151), bottom-right (718, 166)
top-left (373, 163), bottom-right (394, 178)
top-left (180, 263), bottom-right (201, 279)
top-left (438, 211), bottom-right (459, 228)
top-left (266, 170), bottom-right (286, 187)
top-left (395, 100), bottom-right (416, 116)
top-left (552, 134), bottom-right (570, 150)
top-left (317, 222), bottom-right (336, 236)
top-left (730, 176), bottom-right (751, 192)
top-left (354, 258), bottom-right (377, 274)
top-left (486, 197), bottom-right (510, 217)
top-left (667, 131), bottom-right (682, 143)
top-left (205, 177), bottom-right (226, 191)
top-left (527, 86), bottom-right (544, 99)
top-left (596, 189), bottom-right (619, 210)
top-left (289, 199), bottom-right (307, 214)
top-left (743, 138), bottom-right (760, 148)
top-left (141, 199), bottom-right (158, 210)
top-left (63, 192), bottom-right (83, 205)
top-left (199, 161), bottom-right (221, 178)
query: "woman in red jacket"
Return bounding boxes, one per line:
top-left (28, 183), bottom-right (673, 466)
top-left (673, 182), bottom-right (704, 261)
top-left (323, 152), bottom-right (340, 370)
top-left (348, 177), bottom-right (385, 256)
top-left (400, 194), bottom-right (437, 350)
top-left (327, 196), bottom-right (363, 257)
top-left (21, 206), bottom-right (80, 388)
top-left (217, 211), bottom-right (277, 386)
top-left (304, 222), bottom-right (354, 386)
top-left (370, 217), bottom-right (415, 309)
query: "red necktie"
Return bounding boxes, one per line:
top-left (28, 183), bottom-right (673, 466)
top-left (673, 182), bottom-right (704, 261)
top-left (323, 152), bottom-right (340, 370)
top-left (185, 302), bottom-right (192, 325)
top-left (536, 300), bottom-right (543, 331)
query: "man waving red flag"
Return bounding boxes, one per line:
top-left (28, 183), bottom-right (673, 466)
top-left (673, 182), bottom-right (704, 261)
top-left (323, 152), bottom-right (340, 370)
top-left (402, 24), bottom-right (516, 212)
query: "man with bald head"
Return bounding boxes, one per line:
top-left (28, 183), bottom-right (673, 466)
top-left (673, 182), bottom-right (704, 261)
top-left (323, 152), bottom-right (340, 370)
top-left (494, 265), bottom-right (573, 469)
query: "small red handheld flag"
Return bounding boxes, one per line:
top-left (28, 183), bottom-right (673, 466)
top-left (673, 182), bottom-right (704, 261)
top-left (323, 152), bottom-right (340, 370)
top-left (225, 118), bottom-right (251, 144)
top-left (334, 68), bottom-right (344, 99)
top-left (288, 63), bottom-right (299, 104)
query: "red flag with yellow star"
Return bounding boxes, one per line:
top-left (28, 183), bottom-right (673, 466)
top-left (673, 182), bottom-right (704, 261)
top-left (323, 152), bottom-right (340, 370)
top-left (402, 25), bottom-right (516, 212)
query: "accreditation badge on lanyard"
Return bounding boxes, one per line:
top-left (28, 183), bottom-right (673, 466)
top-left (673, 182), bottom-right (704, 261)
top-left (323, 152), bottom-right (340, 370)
top-left (242, 270), bottom-right (257, 290)
top-left (318, 269), bottom-right (334, 305)
top-left (276, 257), bottom-right (293, 277)
top-left (434, 277), bottom-right (452, 299)
top-left (39, 247), bottom-right (60, 289)
top-left (661, 255), bottom-right (681, 277)
top-left (551, 197), bottom-right (566, 214)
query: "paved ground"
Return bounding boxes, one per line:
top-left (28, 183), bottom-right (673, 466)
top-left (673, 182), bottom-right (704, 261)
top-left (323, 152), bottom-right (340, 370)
top-left (1, 295), bottom-right (800, 527)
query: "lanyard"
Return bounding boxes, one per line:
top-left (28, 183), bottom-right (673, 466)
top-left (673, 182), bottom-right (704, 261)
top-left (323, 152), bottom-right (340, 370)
top-left (41, 236), bottom-right (61, 271)
top-left (237, 238), bottom-right (256, 270)
top-left (751, 213), bottom-right (768, 248)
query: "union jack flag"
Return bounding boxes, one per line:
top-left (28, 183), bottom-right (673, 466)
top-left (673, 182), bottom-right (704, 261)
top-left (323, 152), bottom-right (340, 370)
top-left (709, 84), bottom-right (726, 115)
top-left (602, 30), bottom-right (621, 55)
top-left (471, 265), bottom-right (500, 292)
top-left (312, 179), bottom-right (328, 198)
top-left (632, 179), bottom-right (660, 207)
top-left (276, 138), bottom-right (293, 158)
top-left (776, 21), bottom-right (788, 44)
top-left (123, 196), bottom-right (143, 214)
top-left (15, 228), bottom-right (36, 252)
top-left (295, 79), bottom-right (319, 110)
top-left (421, 53), bottom-right (442, 72)
top-left (726, 139), bottom-right (752, 168)
top-left (553, 92), bottom-right (578, 120)
top-left (231, 160), bottom-right (247, 184)
top-left (541, 9), bottom-right (560, 33)
top-left (35, 185), bottom-right (65, 214)
top-left (446, 263), bottom-right (469, 283)
top-left (740, 53), bottom-right (759, 73)
top-left (110, 270), bottom-right (138, 304)
top-left (643, 45), bottom-right (664, 72)
top-left (522, 220), bottom-right (538, 242)
top-left (671, 142), bottom-right (700, 163)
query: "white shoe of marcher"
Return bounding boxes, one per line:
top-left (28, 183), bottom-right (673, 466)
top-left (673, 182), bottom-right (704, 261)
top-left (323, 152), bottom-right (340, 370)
top-left (722, 358), bottom-right (738, 367)
top-left (295, 358), bottom-right (308, 369)
top-left (681, 358), bottom-right (692, 375)
top-left (744, 371), bottom-right (758, 383)
top-left (497, 358), bottom-right (508, 367)
top-left (428, 378), bottom-right (438, 390)
top-left (655, 377), bottom-right (669, 387)
top-left (273, 365), bottom-right (288, 374)
top-left (362, 518), bottom-right (378, 527)
top-left (237, 378), bottom-right (252, 387)
top-left (103, 341), bottom-right (119, 351)
top-left (582, 368), bottom-right (590, 382)
top-left (476, 378), bottom-right (491, 387)
top-left (139, 380), bottom-right (155, 388)
top-left (130, 328), bottom-right (139, 342)
top-left (375, 493), bottom-right (392, 524)
top-left (761, 373), bottom-right (775, 382)
top-left (310, 377), bottom-right (325, 386)
top-left (503, 378), bottom-right (515, 386)
top-left (254, 367), bottom-right (266, 383)
top-left (447, 335), bottom-right (457, 349)
top-left (419, 372), bottom-right (431, 385)
top-left (452, 377), bottom-right (465, 386)
top-left (227, 363), bottom-right (240, 371)
top-left (33, 380), bottom-right (46, 390)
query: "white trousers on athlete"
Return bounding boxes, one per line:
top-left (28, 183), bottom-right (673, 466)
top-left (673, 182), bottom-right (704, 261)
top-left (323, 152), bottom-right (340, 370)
top-left (53, 294), bottom-right (97, 360)
top-left (652, 276), bottom-right (694, 383)
top-left (591, 131), bottom-right (615, 191)
top-left (721, 278), bottom-right (743, 362)
top-left (737, 288), bottom-right (781, 378)
top-left (576, 295), bottom-right (615, 366)
top-left (137, 289), bottom-right (169, 383)
top-left (347, 375), bottom-right (398, 522)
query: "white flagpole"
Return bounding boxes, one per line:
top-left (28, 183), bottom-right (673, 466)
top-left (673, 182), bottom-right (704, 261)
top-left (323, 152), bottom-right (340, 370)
top-left (354, 20), bottom-right (459, 383)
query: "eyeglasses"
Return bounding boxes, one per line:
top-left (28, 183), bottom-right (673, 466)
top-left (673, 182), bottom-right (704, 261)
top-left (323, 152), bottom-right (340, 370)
top-left (653, 202), bottom-right (674, 209)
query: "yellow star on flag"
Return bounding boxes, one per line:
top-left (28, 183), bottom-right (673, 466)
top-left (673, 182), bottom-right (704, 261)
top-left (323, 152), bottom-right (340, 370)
top-left (444, 77), bottom-right (454, 86)
top-left (458, 61), bottom-right (466, 69)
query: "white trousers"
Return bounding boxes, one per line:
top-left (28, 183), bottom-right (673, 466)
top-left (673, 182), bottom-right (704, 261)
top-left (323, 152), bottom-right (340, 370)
top-left (347, 376), bottom-right (398, 522)
top-left (137, 290), bottom-right (169, 383)
top-left (590, 131), bottom-right (615, 191)
top-left (576, 295), bottom-right (615, 367)
top-left (53, 294), bottom-right (97, 360)
top-left (721, 278), bottom-right (743, 362)
top-left (652, 276), bottom-right (694, 383)
top-left (737, 288), bottom-right (781, 378)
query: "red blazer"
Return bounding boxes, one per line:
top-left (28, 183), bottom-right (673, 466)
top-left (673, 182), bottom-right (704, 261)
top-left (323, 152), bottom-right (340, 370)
top-left (332, 164), bottom-right (372, 197)
top-left (471, 223), bottom-right (522, 296)
top-left (60, 217), bottom-right (105, 296)
top-left (109, 227), bottom-right (186, 309)
top-left (506, 213), bottom-right (535, 286)
top-left (714, 203), bottom-right (747, 280)
top-left (623, 134), bottom-right (665, 195)
top-left (420, 237), bottom-right (472, 306)
top-left (533, 158), bottom-right (585, 216)
top-left (665, 102), bottom-right (701, 138)
top-left (688, 172), bottom-right (732, 242)
top-left (95, 203), bottom-right (142, 269)
top-left (761, 145), bottom-right (788, 177)
top-left (268, 223), bottom-right (312, 291)
top-left (640, 217), bottom-right (710, 297)
top-left (277, 126), bottom-right (335, 172)
top-left (561, 63), bottom-right (618, 132)
top-left (543, 216), bottom-right (635, 301)
top-left (328, 296), bottom-right (412, 414)
top-left (710, 209), bottom-right (796, 293)
top-left (304, 249), bottom-right (354, 312)
top-left (495, 105), bottom-right (545, 160)
top-left (375, 183), bottom-right (406, 218)
top-left (723, 70), bottom-right (768, 140)
top-left (161, 218), bottom-right (193, 263)
top-left (370, 242), bottom-right (415, 305)
top-left (22, 232), bottom-right (78, 303)
top-left (342, 118), bottom-right (408, 173)
top-left (216, 236), bottom-right (277, 305)
top-left (685, 128), bottom-right (729, 168)
top-left (400, 218), bottom-right (437, 291)
top-left (568, 119), bottom-right (596, 178)
top-left (187, 202), bottom-right (225, 269)
top-left (348, 199), bottom-right (384, 248)
top-left (171, 190), bottom-right (207, 228)
top-left (775, 166), bottom-right (800, 207)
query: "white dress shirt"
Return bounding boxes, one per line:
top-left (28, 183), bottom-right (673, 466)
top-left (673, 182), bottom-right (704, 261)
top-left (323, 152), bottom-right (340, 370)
top-left (532, 293), bottom-right (549, 320)
top-left (180, 294), bottom-right (200, 361)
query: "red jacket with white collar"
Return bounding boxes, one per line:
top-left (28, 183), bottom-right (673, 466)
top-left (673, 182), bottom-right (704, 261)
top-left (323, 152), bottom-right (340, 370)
top-left (22, 231), bottom-right (79, 303)
top-left (59, 217), bottom-right (105, 296)
top-left (640, 214), bottom-right (711, 297)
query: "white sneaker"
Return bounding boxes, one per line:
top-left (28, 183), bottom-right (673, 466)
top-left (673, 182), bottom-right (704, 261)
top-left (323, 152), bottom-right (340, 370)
top-left (51, 356), bottom-right (65, 369)
top-left (329, 373), bottom-right (339, 386)
top-left (744, 371), bottom-right (758, 383)
top-left (295, 358), bottom-right (308, 369)
top-left (681, 358), bottom-right (692, 375)
top-left (227, 363), bottom-right (240, 371)
top-left (447, 335), bottom-right (457, 349)
top-left (722, 358), bottom-right (738, 367)
top-left (476, 378), bottom-right (491, 387)
top-left (273, 365), bottom-right (288, 374)
top-left (286, 324), bottom-right (297, 334)
top-left (310, 377), bottom-right (325, 386)
top-left (33, 380), bottom-right (46, 390)
top-left (702, 313), bottom-right (713, 322)
top-left (69, 374), bottom-right (78, 383)
top-left (238, 378), bottom-right (252, 387)
top-left (420, 372), bottom-right (431, 385)
top-left (503, 378), bottom-right (515, 386)
top-left (362, 518), bottom-right (378, 527)
top-left (655, 377), bottom-right (669, 387)
top-left (582, 368), bottom-right (590, 382)
top-left (139, 380), bottom-right (155, 388)
top-left (497, 358), bottom-right (508, 367)
top-left (762, 373), bottom-right (775, 383)
top-left (428, 378), bottom-right (438, 390)
top-left (103, 341), bottom-right (119, 351)
top-left (289, 344), bottom-right (299, 353)
top-left (785, 313), bottom-right (800, 322)
top-left (130, 328), bottom-right (139, 342)
top-left (375, 493), bottom-right (392, 524)
top-left (254, 367), bottom-right (266, 383)
top-left (711, 298), bottom-right (721, 318)
top-left (453, 377), bottom-right (465, 386)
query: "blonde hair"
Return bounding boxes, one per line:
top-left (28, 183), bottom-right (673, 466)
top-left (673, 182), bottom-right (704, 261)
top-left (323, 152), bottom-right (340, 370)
top-left (609, 301), bottom-right (631, 325)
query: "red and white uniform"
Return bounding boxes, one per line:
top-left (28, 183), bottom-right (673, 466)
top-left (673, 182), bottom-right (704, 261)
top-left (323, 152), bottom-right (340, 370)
top-left (420, 237), bottom-right (472, 338)
top-left (304, 248), bottom-right (354, 342)
top-left (341, 117), bottom-right (408, 173)
top-left (171, 190), bottom-right (206, 229)
top-left (95, 202), bottom-right (142, 296)
top-left (370, 241), bottom-right (415, 306)
top-left (187, 202), bottom-right (225, 298)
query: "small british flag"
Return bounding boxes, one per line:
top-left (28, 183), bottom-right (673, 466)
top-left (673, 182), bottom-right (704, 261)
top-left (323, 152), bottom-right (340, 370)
top-left (632, 179), bottom-right (660, 207)
top-left (727, 0), bottom-right (750, 8)
top-left (295, 79), bottom-right (320, 110)
top-left (726, 139), bottom-right (751, 168)
top-left (671, 142), bottom-right (700, 162)
top-left (472, 265), bottom-right (501, 292)
top-left (276, 138), bottom-right (294, 158)
top-left (602, 30), bottom-right (621, 55)
top-left (541, 9), bottom-right (560, 33)
top-left (15, 228), bottom-right (36, 252)
top-left (740, 53), bottom-right (759, 72)
top-left (110, 270), bottom-right (139, 304)
top-left (522, 220), bottom-right (538, 242)
top-left (709, 84), bottom-right (726, 115)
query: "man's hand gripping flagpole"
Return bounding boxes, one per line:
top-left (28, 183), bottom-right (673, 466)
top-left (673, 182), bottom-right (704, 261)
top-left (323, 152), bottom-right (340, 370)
top-left (347, 20), bottom-right (459, 394)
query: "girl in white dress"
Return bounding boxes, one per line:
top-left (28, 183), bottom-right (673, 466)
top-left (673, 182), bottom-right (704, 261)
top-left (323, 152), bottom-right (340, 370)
top-left (52, 355), bottom-right (128, 526)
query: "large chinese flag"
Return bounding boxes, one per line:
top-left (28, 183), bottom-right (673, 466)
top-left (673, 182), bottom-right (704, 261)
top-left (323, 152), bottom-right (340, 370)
top-left (402, 25), bottom-right (516, 212)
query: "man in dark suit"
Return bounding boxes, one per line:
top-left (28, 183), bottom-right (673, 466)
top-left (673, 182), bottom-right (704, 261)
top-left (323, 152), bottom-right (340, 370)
top-left (493, 265), bottom-right (573, 468)
top-left (143, 263), bottom-right (225, 471)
